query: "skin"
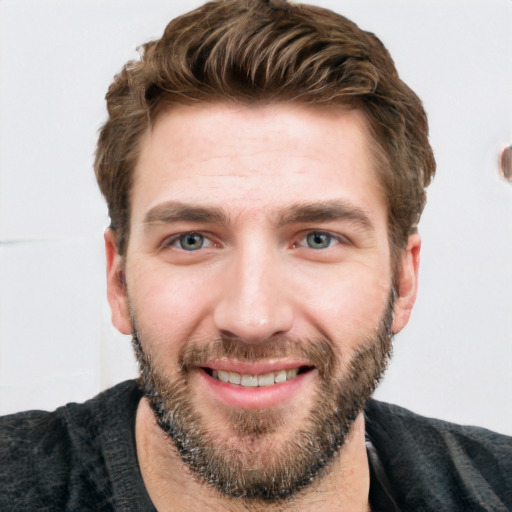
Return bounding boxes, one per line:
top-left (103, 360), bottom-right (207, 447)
top-left (105, 102), bottom-right (420, 511)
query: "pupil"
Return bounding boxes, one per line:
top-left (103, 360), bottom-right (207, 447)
top-left (307, 232), bottom-right (330, 249)
top-left (180, 233), bottom-right (203, 250)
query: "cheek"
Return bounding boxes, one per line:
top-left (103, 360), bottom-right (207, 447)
top-left (292, 262), bottom-right (391, 346)
top-left (128, 261), bottom-right (217, 343)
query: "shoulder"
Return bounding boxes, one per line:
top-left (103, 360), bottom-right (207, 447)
top-left (0, 380), bottom-right (141, 511)
top-left (365, 399), bottom-right (512, 510)
top-left (365, 398), bottom-right (512, 448)
top-left (1, 406), bottom-right (72, 509)
top-left (365, 399), bottom-right (512, 458)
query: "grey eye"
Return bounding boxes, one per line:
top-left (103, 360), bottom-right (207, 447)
top-left (306, 232), bottom-right (332, 249)
top-left (179, 232), bottom-right (204, 251)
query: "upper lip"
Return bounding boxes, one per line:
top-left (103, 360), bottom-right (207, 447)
top-left (200, 358), bottom-right (313, 375)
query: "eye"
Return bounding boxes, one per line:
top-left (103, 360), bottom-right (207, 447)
top-left (293, 231), bottom-right (341, 250)
top-left (179, 232), bottom-right (205, 251)
top-left (305, 232), bottom-right (335, 249)
top-left (164, 232), bottom-right (213, 251)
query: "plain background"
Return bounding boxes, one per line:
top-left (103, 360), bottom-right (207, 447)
top-left (0, 0), bottom-right (511, 435)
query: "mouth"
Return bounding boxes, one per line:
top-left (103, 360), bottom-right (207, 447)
top-left (198, 363), bottom-right (317, 409)
top-left (204, 366), bottom-right (314, 387)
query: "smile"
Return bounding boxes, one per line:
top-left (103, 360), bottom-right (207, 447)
top-left (210, 367), bottom-right (304, 387)
top-left (199, 365), bottom-right (316, 408)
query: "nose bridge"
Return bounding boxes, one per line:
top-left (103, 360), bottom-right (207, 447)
top-left (213, 234), bottom-right (293, 343)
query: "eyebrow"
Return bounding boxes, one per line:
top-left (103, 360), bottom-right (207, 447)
top-left (275, 200), bottom-right (375, 232)
top-left (142, 199), bottom-right (375, 232)
top-left (143, 201), bottom-right (228, 226)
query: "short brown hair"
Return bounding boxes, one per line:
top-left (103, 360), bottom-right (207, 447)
top-left (95, 0), bottom-right (435, 265)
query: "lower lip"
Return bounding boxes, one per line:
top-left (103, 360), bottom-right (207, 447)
top-left (198, 368), bottom-right (317, 409)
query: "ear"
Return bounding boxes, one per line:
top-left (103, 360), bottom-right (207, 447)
top-left (392, 233), bottom-right (421, 334)
top-left (105, 229), bottom-right (132, 335)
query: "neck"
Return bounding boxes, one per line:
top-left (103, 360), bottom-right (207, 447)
top-left (135, 397), bottom-right (370, 512)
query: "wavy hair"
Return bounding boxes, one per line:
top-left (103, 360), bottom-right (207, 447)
top-left (95, 0), bottom-right (435, 268)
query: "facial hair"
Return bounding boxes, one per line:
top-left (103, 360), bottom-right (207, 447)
top-left (132, 292), bottom-right (395, 503)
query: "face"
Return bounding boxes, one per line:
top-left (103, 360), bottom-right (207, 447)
top-left (106, 103), bottom-right (420, 501)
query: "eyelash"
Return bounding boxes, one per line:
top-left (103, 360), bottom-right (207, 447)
top-left (293, 231), bottom-right (345, 250)
top-left (160, 232), bottom-right (216, 251)
top-left (160, 230), bottom-right (348, 252)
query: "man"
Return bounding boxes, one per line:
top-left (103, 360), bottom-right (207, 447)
top-left (1, 0), bottom-right (510, 510)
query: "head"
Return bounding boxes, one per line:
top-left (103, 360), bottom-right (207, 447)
top-left (96, 0), bottom-right (434, 504)
top-left (95, 0), bottom-right (435, 272)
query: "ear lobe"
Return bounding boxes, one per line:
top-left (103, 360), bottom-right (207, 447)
top-left (104, 229), bottom-right (132, 335)
top-left (392, 233), bottom-right (421, 334)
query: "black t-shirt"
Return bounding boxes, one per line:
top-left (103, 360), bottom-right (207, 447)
top-left (1, 380), bottom-right (511, 511)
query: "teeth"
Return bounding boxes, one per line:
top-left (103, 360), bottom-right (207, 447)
top-left (258, 373), bottom-right (275, 387)
top-left (228, 372), bottom-right (241, 385)
top-left (241, 374), bottom-right (258, 387)
top-left (218, 370), bottom-right (229, 383)
top-left (210, 367), bottom-right (303, 387)
top-left (286, 368), bottom-right (299, 380)
top-left (275, 370), bottom-right (287, 383)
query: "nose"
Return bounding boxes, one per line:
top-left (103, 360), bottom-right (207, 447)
top-left (213, 239), bottom-right (294, 344)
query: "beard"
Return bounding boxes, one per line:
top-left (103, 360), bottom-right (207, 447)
top-left (132, 292), bottom-right (395, 504)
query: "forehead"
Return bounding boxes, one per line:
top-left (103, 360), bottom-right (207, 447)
top-left (131, 102), bottom-right (387, 226)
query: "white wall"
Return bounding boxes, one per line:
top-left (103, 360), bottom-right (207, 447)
top-left (1, 0), bottom-right (511, 435)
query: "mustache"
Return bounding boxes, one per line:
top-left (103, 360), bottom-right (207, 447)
top-left (176, 335), bottom-right (337, 378)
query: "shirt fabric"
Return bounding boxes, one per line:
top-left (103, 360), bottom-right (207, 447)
top-left (1, 380), bottom-right (511, 511)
